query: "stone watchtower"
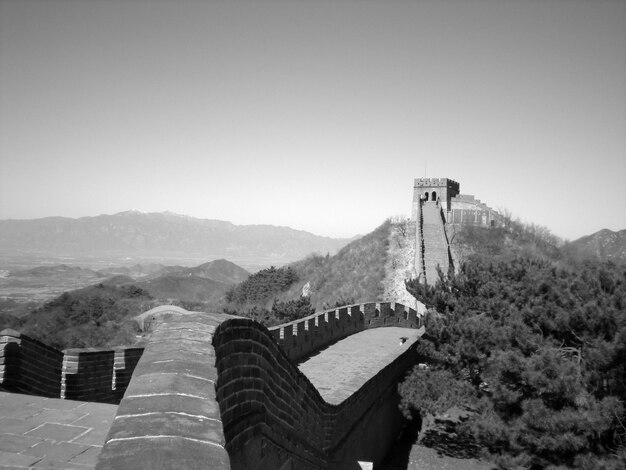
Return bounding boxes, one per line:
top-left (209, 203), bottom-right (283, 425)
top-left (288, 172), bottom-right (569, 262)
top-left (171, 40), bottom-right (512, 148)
top-left (411, 177), bottom-right (460, 221)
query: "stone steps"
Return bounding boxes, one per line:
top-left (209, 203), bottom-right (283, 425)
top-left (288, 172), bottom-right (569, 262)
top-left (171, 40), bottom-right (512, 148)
top-left (420, 202), bottom-right (450, 284)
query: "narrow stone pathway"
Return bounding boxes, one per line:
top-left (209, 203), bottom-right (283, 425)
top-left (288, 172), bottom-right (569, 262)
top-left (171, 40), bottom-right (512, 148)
top-left (298, 327), bottom-right (423, 405)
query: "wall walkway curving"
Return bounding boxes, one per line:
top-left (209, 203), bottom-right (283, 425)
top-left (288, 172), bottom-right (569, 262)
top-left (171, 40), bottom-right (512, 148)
top-left (2, 300), bottom-right (424, 470)
top-left (97, 301), bottom-right (423, 470)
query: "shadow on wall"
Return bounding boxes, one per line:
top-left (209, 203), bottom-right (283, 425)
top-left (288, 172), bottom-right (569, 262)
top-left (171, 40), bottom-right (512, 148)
top-left (0, 329), bottom-right (144, 404)
top-left (215, 302), bottom-right (424, 470)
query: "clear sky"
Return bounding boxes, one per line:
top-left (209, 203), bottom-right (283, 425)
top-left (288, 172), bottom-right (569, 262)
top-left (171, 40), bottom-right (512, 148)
top-left (1, 0), bottom-right (624, 240)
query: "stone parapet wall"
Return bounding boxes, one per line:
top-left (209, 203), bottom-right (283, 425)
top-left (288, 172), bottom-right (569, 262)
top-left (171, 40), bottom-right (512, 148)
top-left (96, 312), bottom-right (233, 470)
top-left (215, 319), bottom-right (328, 470)
top-left (268, 302), bottom-right (421, 362)
top-left (414, 177), bottom-right (459, 190)
top-left (0, 329), bottom-right (143, 403)
top-left (62, 347), bottom-right (144, 403)
top-left (0, 329), bottom-right (63, 397)
top-left (133, 304), bottom-right (193, 332)
top-left (449, 194), bottom-right (502, 226)
top-left (215, 318), bottom-right (424, 470)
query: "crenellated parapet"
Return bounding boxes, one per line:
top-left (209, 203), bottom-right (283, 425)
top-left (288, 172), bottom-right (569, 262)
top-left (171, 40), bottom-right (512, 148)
top-left (268, 301), bottom-right (421, 362)
top-left (414, 177), bottom-right (460, 191)
top-left (214, 317), bottom-right (423, 470)
top-left (0, 329), bottom-right (144, 403)
top-left (0, 329), bottom-right (64, 397)
top-left (61, 346), bottom-right (144, 403)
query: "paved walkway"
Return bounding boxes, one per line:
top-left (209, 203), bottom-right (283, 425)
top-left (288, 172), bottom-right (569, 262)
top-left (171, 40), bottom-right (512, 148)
top-left (298, 327), bottom-right (423, 404)
top-left (0, 392), bottom-right (117, 469)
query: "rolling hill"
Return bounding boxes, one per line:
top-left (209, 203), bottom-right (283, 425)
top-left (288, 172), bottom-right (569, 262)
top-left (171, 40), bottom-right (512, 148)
top-left (224, 220), bottom-right (392, 313)
top-left (0, 259), bottom-right (251, 348)
top-left (133, 259), bottom-right (250, 304)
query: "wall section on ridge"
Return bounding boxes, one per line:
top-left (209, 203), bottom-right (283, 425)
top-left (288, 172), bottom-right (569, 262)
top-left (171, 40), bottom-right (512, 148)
top-left (215, 317), bottom-right (423, 470)
top-left (96, 302), bottom-right (423, 470)
top-left (268, 302), bottom-right (421, 362)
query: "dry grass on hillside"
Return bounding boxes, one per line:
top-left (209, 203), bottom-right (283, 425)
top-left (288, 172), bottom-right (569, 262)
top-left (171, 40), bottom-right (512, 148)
top-left (286, 220), bottom-right (391, 310)
top-left (381, 217), bottom-right (423, 310)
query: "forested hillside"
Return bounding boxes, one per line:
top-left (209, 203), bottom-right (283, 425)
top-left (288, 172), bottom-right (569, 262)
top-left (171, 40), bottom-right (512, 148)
top-left (0, 259), bottom-right (251, 349)
top-left (400, 226), bottom-right (626, 469)
top-left (288, 220), bottom-right (390, 310)
top-left (223, 220), bottom-right (392, 325)
top-left (0, 283), bottom-right (153, 350)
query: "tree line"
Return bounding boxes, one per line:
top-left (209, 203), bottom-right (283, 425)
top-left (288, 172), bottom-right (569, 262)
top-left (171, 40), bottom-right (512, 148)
top-left (401, 249), bottom-right (625, 469)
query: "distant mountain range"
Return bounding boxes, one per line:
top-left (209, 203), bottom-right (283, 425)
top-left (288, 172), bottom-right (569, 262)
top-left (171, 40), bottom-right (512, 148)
top-left (565, 229), bottom-right (626, 263)
top-left (0, 211), bottom-right (353, 268)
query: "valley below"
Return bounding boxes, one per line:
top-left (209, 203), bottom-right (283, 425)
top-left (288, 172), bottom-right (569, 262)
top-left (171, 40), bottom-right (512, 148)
top-left (0, 254), bottom-right (252, 319)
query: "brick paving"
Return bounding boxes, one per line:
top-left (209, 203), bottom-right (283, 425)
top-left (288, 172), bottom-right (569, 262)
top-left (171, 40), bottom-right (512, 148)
top-left (298, 327), bottom-right (423, 404)
top-left (0, 392), bottom-right (117, 469)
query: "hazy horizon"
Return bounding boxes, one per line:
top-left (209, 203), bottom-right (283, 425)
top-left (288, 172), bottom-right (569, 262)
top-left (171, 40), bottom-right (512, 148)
top-left (1, 0), bottom-right (624, 240)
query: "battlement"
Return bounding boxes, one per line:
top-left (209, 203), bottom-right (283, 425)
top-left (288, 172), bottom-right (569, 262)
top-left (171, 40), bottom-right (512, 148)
top-left (414, 177), bottom-right (460, 192)
top-left (0, 329), bottom-right (143, 403)
top-left (268, 301), bottom-right (421, 362)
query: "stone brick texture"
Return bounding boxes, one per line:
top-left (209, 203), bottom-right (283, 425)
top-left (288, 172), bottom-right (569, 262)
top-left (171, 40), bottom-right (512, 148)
top-left (268, 302), bottom-right (421, 362)
top-left (418, 201), bottom-right (453, 284)
top-left (1, 329), bottom-right (63, 397)
top-left (0, 329), bottom-right (143, 404)
top-left (215, 302), bottom-right (423, 470)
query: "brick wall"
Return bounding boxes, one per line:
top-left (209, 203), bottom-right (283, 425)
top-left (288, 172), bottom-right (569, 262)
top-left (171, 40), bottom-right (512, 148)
top-left (268, 302), bottom-right (421, 362)
top-left (95, 312), bottom-right (232, 470)
top-left (0, 329), bottom-right (63, 397)
top-left (449, 194), bottom-right (502, 227)
top-left (215, 316), bottom-right (423, 469)
top-left (62, 347), bottom-right (144, 403)
top-left (0, 328), bottom-right (143, 404)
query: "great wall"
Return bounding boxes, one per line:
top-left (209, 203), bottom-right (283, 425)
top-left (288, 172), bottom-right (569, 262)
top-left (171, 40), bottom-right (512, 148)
top-left (2, 302), bottom-right (423, 469)
top-left (0, 177), bottom-right (498, 469)
top-left (413, 177), bottom-right (501, 285)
